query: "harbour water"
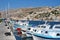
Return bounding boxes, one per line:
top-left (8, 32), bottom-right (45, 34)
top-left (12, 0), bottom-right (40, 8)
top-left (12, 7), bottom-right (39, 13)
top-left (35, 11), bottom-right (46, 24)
top-left (13, 20), bottom-right (60, 28)
top-left (14, 33), bottom-right (33, 40)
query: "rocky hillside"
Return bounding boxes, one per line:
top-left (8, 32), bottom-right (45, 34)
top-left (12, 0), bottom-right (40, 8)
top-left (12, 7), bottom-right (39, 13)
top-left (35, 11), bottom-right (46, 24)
top-left (0, 6), bottom-right (60, 21)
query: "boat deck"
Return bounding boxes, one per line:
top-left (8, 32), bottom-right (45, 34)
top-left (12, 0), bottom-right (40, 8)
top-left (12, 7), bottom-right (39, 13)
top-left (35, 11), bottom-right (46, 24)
top-left (0, 22), bottom-right (16, 40)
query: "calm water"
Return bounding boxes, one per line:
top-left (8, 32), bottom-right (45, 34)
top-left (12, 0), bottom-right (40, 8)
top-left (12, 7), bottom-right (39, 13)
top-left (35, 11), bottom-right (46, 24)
top-left (14, 34), bottom-right (33, 40)
top-left (14, 35), bottom-right (60, 40)
top-left (13, 20), bottom-right (60, 26)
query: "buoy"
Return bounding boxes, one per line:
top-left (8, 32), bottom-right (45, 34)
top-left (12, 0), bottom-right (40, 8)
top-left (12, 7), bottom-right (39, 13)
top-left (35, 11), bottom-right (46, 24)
top-left (16, 28), bottom-right (21, 31)
top-left (16, 28), bottom-right (22, 35)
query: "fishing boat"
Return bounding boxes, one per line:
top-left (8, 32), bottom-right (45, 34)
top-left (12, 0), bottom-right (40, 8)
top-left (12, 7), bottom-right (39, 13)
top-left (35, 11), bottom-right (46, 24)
top-left (26, 21), bottom-right (48, 37)
top-left (26, 27), bottom-right (37, 37)
top-left (13, 21), bottom-right (29, 35)
top-left (32, 24), bottom-right (60, 40)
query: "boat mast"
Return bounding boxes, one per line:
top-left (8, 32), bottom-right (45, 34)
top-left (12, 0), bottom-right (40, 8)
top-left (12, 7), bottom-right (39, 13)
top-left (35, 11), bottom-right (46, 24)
top-left (6, 2), bottom-right (10, 19)
top-left (45, 21), bottom-right (47, 24)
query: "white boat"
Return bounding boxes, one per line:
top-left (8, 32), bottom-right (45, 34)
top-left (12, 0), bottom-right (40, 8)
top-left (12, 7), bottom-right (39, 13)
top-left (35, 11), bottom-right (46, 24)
top-left (26, 21), bottom-right (50, 37)
top-left (32, 24), bottom-right (60, 40)
top-left (13, 21), bottom-right (29, 34)
top-left (26, 27), bottom-right (37, 37)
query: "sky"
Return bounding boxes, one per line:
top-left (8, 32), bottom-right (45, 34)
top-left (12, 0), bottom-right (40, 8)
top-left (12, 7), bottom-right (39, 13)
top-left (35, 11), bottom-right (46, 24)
top-left (0, 0), bottom-right (60, 10)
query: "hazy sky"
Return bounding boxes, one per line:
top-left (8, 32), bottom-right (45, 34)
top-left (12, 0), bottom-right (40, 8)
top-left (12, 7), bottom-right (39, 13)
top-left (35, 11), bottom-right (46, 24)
top-left (0, 0), bottom-right (60, 10)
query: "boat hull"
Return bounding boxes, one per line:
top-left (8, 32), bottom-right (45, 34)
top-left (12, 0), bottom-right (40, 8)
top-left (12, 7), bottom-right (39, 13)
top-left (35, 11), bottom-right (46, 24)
top-left (26, 33), bottom-right (32, 37)
top-left (32, 35), bottom-right (60, 40)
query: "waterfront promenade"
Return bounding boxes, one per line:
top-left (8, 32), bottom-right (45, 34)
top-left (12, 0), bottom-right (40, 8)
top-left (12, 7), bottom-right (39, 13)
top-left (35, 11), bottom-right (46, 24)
top-left (0, 22), bottom-right (16, 40)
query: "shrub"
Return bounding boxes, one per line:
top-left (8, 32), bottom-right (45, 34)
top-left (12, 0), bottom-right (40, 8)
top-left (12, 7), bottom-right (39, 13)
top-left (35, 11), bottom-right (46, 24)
top-left (0, 19), bottom-right (2, 23)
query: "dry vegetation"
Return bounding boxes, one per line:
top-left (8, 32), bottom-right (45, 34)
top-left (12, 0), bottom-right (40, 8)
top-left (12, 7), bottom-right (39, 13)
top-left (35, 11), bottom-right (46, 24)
top-left (0, 6), bottom-right (60, 20)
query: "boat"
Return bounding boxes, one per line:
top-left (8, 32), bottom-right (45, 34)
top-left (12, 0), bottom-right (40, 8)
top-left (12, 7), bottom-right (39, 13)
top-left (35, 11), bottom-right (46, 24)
top-left (13, 21), bottom-right (29, 35)
top-left (26, 27), bottom-right (37, 37)
top-left (26, 21), bottom-right (49, 37)
top-left (32, 24), bottom-right (60, 40)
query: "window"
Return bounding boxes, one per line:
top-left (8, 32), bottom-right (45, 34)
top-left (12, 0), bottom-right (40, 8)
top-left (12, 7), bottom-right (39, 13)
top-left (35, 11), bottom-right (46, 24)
top-left (38, 26), bottom-right (40, 27)
top-left (41, 26), bottom-right (46, 28)
top-left (28, 28), bottom-right (31, 30)
top-left (23, 24), bottom-right (26, 26)
top-left (33, 29), bottom-right (36, 32)
top-left (55, 26), bottom-right (60, 29)
top-left (24, 24), bottom-right (26, 25)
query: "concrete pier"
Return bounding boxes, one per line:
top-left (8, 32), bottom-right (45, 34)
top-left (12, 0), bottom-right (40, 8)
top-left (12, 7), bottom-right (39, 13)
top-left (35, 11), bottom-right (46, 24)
top-left (0, 22), bottom-right (16, 40)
